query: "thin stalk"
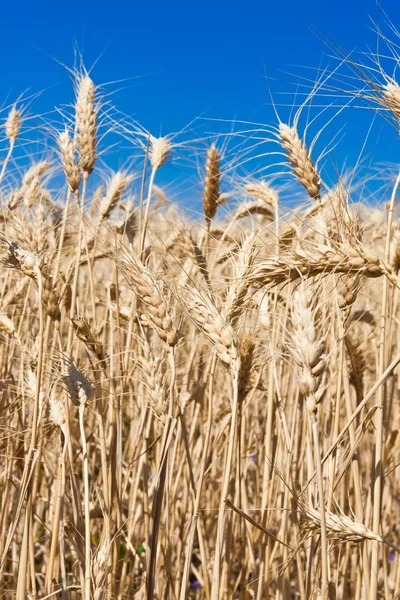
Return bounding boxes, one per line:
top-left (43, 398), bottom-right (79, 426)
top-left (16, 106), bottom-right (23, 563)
top-left (140, 167), bottom-right (157, 261)
top-left (179, 353), bottom-right (216, 600)
top-left (370, 171), bottom-right (400, 599)
top-left (210, 367), bottom-right (240, 600)
top-left (146, 345), bottom-right (176, 599)
top-left (309, 409), bottom-right (328, 600)
top-left (0, 140), bottom-right (15, 185)
top-left (59, 441), bottom-right (67, 600)
top-left (66, 176), bottom-right (88, 354)
top-left (54, 189), bottom-right (73, 280)
top-left (79, 404), bottom-right (91, 600)
top-left (16, 271), bottom-right (45, 600)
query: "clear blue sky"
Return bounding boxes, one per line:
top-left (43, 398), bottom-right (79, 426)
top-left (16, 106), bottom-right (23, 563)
top-left (1, 0), bottom-right (400, 208)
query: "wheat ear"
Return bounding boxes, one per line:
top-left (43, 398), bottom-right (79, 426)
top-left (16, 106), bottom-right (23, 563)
top-left (279, 122), bottom-right (321, 200)
top-left (301, 502), bottom-right (400, 552)
top-left (245, 180), bottom-right (279, 208)
top-left (117, 248), bottom-right (178, 346)
top-left (251, 242), bottom-right (397, 288)
top-left (224, 232), bottom-right (256, 325)
top-left (71, 316), bottom-right (106, 366)
top-left (0, 104), bottom-right (20, 184)
top-left (184, 286), bottom-right (238, 367)
top-left (1, 238), bottom-right (61, 323)
top-left (58, 129), bottom-right (81, 194)
top-left (76, 75), bottom-right (97, 176)
top-left (12, 161), bottom-right (50, 210)
top-left (203, 144), bottom-right (224, 227)
top-left (382, 82), bottom-right (400, 121)
top-left (98, 171), bottom-right (133, 221)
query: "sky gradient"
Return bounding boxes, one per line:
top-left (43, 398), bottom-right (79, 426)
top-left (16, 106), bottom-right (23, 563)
top-left (1, 0), bottom-right (400, 209)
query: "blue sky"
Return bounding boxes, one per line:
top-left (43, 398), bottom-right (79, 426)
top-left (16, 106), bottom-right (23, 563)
top-left (1, 0), bottom-right (400, 210)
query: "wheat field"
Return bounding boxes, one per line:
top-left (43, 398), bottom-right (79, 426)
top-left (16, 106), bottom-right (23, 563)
top-left (0, 34), bottom-right (400, 600)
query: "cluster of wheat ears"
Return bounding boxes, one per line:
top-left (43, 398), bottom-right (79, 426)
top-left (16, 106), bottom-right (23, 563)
top-left (1, 36), bottom-right (400, 600)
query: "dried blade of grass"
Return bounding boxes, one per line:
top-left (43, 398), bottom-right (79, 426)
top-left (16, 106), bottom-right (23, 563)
top-left (225, 499), bottom-right (293, 549)
top-left (303, 351), bottom-right (400, 493)
top-left (333, 406), bottom-right (378, 491)
top-left (0, 448), bottom-right (40, 576)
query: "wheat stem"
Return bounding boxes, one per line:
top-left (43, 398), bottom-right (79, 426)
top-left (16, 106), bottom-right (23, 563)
top-left (140, 166), bottom-right (157, 260)
top-left (211, 367), bottom-right (240, 600)
top-left (0, 140), bottom-right (15, 186)
top-left (79, 403), bottom-right (91, 600)
top-left (370, 170), bottom-right (400, 598)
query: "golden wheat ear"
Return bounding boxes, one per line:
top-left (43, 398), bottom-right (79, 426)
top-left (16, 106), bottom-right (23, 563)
top-left (150, 136), bottom-right (171, 170)
top-left (279, 122), bottom-right (321, 200)
top-left (5, 104), bottom-right (20, 143)
top-left (58, 129), bottom-right (81, 194)
top-left (75, 74), bottom-right (97, 176)
top-left (203, 143), bottom-right (223, 226)
top-left (98, 171), bottom-right (133, 221)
